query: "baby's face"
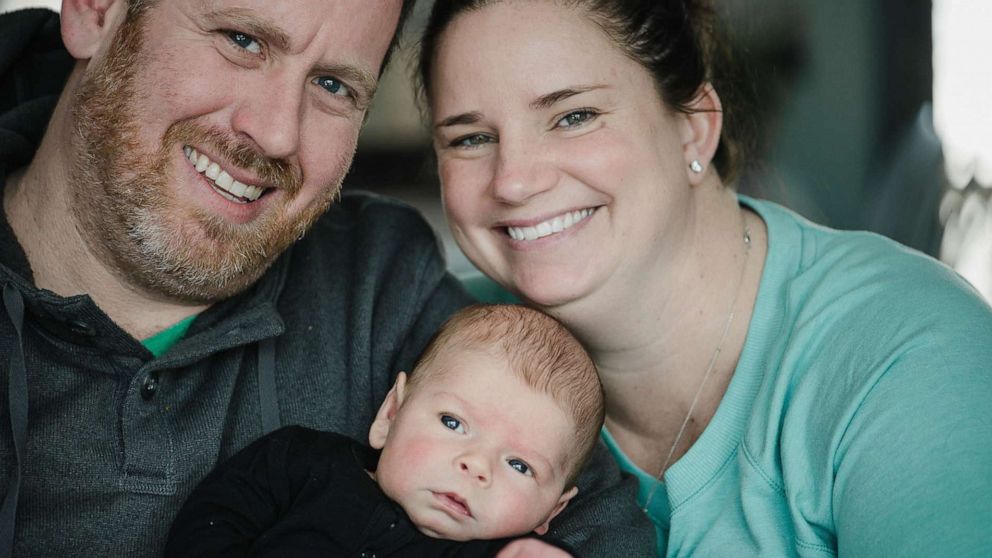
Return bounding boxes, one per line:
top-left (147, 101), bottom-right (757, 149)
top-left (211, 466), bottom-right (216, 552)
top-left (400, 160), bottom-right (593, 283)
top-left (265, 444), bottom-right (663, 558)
top-left (369, 349), bottom-right (577, 541)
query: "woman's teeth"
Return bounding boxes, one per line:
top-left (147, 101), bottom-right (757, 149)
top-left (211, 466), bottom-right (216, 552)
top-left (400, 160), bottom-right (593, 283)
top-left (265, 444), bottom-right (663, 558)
top-left (507, 208), bottom-right (595, 241)
top-left (184, 146), bottom-right (265, 203)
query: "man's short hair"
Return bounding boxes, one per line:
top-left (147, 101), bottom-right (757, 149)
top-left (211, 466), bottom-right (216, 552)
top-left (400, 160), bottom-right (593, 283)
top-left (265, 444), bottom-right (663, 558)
top-left (409, 304), bottom-right (605, 487)
top-left (123, 0), bottom-right (417, 71)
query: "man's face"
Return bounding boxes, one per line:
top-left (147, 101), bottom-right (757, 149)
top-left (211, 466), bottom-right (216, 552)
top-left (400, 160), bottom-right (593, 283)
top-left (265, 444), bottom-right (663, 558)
top-left (70, 0), bottom-right (402, 302)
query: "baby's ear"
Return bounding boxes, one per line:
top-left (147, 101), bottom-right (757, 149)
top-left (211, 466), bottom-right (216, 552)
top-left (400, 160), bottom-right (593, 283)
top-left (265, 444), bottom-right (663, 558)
top-left (368, 372), bottom-right (407, 449)
top-left (533, 486), bottom-right (578, 535)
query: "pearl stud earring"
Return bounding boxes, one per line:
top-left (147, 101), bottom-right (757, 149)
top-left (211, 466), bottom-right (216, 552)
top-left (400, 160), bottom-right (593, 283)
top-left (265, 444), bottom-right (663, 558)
top-left (690, 160), bottom-right (703, 173)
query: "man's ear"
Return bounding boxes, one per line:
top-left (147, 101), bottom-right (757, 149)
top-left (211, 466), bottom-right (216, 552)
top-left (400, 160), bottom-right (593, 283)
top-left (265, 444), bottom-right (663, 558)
top-left (679, 83), bottom-right (724, 186)
top-left (368, 372), bottom-right (407, 449)
top-left (60, 0), bottom-right (129, 60)
top-left (533, 486), bottom-right (579, 536)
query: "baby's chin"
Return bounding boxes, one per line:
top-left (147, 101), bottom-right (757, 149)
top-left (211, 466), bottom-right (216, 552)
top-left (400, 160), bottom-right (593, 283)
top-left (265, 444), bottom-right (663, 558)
top-left (414, 522), bottom-right (475, 542)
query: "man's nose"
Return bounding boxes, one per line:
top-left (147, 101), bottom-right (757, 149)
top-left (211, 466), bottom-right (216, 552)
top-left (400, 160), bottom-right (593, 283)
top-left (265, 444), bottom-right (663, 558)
top-left (230, 70), bottom-right (303, 160)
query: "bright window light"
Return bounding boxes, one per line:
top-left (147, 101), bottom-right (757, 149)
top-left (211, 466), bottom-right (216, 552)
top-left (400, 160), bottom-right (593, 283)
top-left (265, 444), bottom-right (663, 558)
top-left (933, 0), bottom-right (992, 301)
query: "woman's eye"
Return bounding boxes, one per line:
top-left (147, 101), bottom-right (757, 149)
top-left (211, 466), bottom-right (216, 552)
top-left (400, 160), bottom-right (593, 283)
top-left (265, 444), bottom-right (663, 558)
top-left (313, 76), bottom-right (352, 98)
top-left (555, 110), bottom-right (597, 129)
top-left (227, 31), bottom-right (262, 54)
top-left (440, 414), bottom-right (465, 434)
top-left (451, 134), bottom-right (494, 149)
top-left (507, 458), bottom-right (532, 476)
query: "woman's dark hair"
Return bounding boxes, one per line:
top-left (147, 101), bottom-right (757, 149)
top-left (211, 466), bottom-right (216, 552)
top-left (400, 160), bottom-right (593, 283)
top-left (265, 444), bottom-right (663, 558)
top-left (417, 0), bottom-right (751, 183)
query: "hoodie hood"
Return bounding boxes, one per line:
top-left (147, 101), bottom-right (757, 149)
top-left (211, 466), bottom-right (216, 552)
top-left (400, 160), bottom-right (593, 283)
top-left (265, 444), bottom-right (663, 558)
top-left (0, 12), bottom-right (72, 557)
top-left (0, 8), bottom-right (74, 176)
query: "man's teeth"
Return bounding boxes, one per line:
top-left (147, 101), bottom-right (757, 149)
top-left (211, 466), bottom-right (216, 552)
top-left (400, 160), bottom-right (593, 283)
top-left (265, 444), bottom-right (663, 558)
top-left (183, 146), bottom-right (265, 203)
top-left (507, 208), bottom-right (595, 241)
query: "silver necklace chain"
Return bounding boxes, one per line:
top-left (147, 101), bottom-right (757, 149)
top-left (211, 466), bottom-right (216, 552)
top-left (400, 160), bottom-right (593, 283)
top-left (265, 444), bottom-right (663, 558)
top-left (642, 223), bottom-right (752, 514)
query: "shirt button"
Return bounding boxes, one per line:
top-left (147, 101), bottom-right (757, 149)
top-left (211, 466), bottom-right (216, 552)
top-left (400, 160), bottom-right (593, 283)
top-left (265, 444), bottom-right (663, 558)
top-left (141, 373), bottom-right (160, 400)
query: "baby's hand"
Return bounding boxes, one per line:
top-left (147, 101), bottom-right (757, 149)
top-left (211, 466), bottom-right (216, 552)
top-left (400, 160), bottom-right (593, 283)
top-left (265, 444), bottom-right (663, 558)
top-left (496, 539), bottom-right (573, 558)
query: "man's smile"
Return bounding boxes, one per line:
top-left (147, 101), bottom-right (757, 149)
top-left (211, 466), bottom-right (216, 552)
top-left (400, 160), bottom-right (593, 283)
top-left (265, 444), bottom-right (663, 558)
top-left (183, 145), bottom-right (268, 203)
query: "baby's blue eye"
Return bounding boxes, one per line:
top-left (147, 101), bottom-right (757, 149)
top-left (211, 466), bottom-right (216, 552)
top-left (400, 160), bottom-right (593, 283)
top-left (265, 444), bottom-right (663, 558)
top-left (227, 31), bottom-right (262, 54)
top-left (313, 76), bottom-right (351, 98)
top-left (441, 414), bottom-right (465, 434)
top-left (508, 458), bottom-right (532, 476)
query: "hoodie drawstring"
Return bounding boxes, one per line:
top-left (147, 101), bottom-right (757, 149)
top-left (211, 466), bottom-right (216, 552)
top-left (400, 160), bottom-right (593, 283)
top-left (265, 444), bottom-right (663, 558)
top-left (257, 337), bottom-right (279, 436)
top-left (0, 283), bottom-right (281, 555)
top-left (1, 284), bottom-right (27, 558)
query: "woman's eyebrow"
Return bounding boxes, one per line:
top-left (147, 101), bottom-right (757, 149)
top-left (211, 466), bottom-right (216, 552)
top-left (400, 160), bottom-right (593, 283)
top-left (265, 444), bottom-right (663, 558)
top-left (435, 111), bottom-right (484, 129)
top-left (434, 85), bottom-right (609, 129)
top-left (530, 85), bottom-right (607, 110)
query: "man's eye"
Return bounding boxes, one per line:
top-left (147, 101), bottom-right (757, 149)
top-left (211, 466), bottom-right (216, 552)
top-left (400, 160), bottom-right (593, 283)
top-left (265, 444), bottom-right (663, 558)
top-left (451, 134), bottom-right (494, 149)
top-left (555, 110), bottom-right (597, 129)
top-left (440, 414), bottom-right (465, 434)
top-left (507, 458), bottom-right (532, 476)
top-left (312, 76), bottom-right (352, 98)
top-left (227, 31), bottom-right (262, 54)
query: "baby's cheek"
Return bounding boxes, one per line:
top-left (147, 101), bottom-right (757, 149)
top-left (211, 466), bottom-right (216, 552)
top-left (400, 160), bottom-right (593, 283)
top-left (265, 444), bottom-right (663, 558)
top-left (487, 487), bottom-right (544, 536)
top-left (399, 438), bottom-right (441, 469)
top-left (378, 438), bottom-right (433, 495)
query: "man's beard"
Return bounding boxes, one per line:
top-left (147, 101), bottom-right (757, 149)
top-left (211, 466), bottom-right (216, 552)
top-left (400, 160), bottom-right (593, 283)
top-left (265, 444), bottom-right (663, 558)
top-left (69, 13), bottom-right (338, 304)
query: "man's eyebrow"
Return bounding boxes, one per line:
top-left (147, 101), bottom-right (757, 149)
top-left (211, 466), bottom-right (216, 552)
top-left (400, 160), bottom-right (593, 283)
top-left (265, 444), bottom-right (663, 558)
top-left (434, 111), bottom-right (484, 130)
top-left (203, 8), bottom-right (378, 106)
top-left (530, 85), bottom-right (606, 110)
top-left (204, 8), bottom-right (291, 52)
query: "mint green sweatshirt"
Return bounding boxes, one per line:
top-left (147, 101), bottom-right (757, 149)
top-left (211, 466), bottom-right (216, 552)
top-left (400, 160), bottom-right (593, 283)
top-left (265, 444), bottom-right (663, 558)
top-left (605, 197), bottom-right (992, 557)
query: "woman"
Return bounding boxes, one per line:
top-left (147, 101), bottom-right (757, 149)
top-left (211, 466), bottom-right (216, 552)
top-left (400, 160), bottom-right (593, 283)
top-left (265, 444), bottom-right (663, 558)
top-left (418, 0), bottom-right (992, 556)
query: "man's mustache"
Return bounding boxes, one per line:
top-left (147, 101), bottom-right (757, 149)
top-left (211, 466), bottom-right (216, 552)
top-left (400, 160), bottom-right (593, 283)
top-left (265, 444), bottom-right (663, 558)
top-left (165, 120), bottom-right (303, 194)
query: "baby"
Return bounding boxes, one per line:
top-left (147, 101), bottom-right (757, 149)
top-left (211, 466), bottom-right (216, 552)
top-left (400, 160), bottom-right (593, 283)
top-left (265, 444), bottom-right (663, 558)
top-left (165, 304), bottom-right (604, 557)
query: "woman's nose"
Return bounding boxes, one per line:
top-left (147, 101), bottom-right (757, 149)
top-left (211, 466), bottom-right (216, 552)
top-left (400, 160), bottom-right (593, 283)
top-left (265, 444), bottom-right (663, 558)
top-left (489, 141), bottom-right (558, 205)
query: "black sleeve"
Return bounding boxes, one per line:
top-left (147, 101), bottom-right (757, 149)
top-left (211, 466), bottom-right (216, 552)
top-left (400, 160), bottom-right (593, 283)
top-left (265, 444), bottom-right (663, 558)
top-left (164, 426), bottom-right (342, 558)
top-left (546, 441), bottom-right (657, 556)
top-left (432, 535), bottom-right (578, 558)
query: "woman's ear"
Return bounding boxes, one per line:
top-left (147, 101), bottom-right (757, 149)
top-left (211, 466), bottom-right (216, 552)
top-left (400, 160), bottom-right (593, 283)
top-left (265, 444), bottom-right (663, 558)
top-left (368, 372), bottom-right (407, 449)
top-left (60, 0), bottom-right (129, 60)
top-left (679, 83), bottom-right (724, 186)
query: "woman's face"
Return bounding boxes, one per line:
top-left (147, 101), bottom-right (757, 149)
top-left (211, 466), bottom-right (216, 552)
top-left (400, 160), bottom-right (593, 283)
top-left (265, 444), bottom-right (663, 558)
top-left (432, 0), bottom-right (697, 309)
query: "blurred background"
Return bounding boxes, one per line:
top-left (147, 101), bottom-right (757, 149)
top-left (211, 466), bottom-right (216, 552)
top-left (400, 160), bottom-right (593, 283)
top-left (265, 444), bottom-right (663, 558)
top-left (3, 0), bottom-right (990, 301)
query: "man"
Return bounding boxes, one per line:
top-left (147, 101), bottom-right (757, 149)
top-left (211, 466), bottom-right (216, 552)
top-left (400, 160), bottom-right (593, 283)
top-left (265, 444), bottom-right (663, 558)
top-left (0, 0), bottom-right (653, 556)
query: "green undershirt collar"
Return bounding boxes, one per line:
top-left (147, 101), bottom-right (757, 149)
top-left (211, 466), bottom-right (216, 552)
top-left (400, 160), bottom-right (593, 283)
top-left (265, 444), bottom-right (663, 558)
top-left (141, 314), bottom-right (197, 358)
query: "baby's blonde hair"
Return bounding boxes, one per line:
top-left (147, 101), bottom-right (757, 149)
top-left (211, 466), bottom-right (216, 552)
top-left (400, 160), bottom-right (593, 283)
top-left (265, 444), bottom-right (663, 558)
top-left (408, 304), bottom-right (604, 487)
